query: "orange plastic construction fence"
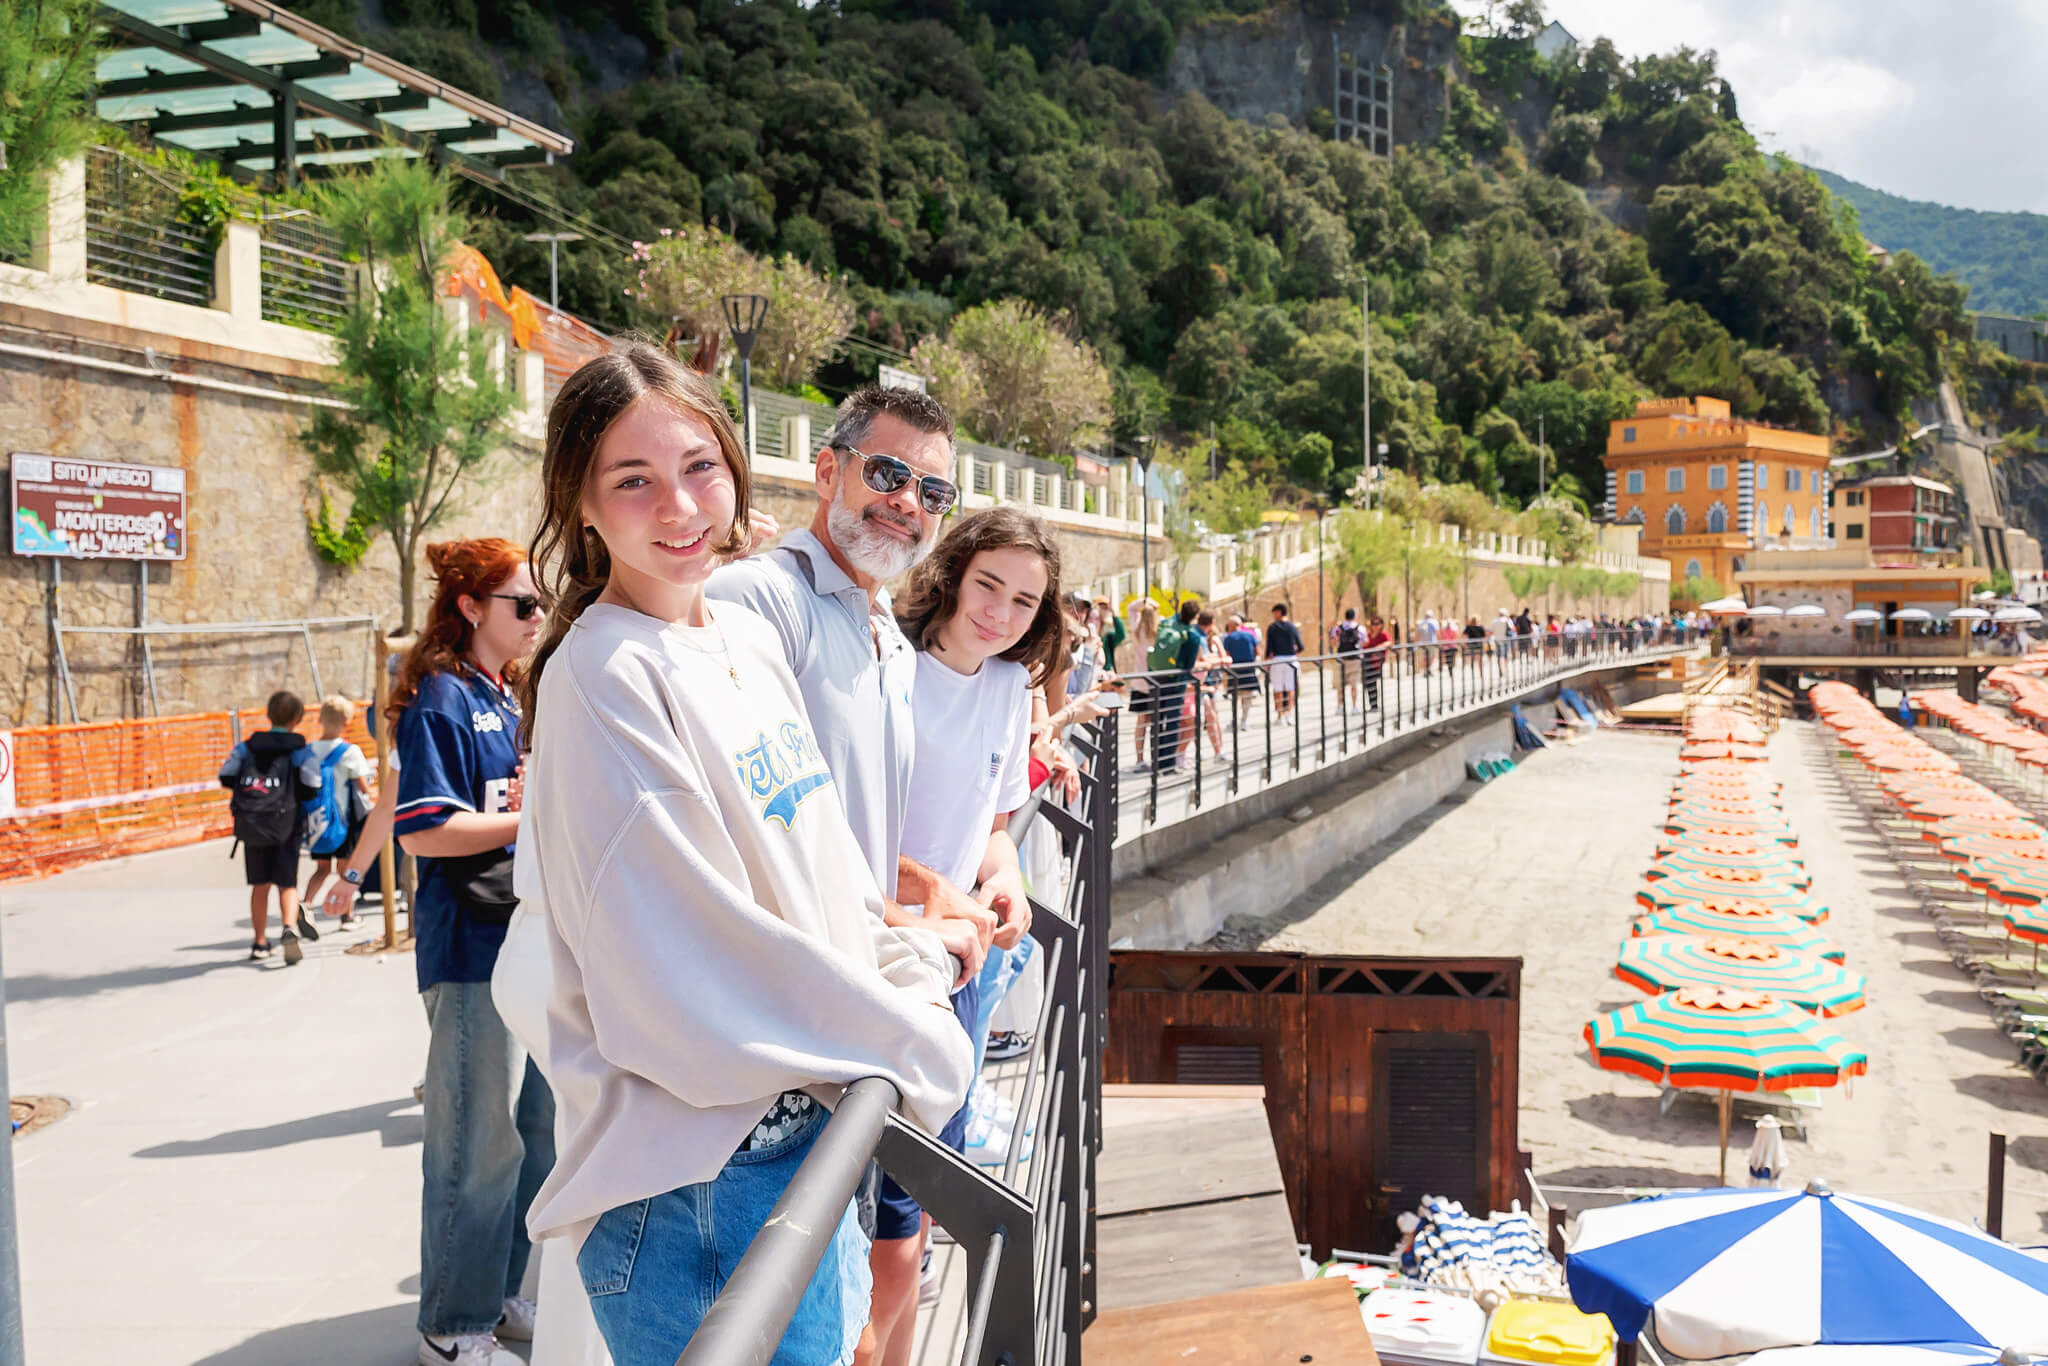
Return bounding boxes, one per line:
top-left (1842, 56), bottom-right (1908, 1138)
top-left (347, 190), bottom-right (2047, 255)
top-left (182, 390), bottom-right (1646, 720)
top-left (0, 705), bottom-right (379, 883)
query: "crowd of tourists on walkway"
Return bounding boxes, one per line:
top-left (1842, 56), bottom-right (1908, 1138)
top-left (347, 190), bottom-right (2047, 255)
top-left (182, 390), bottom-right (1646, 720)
top-left (219, 364), bottom-right (1126, 1366)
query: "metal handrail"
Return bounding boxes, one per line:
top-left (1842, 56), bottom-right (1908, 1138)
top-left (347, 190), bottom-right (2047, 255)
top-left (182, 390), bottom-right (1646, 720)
top-left (675, 715), bottom-right (1115, 1366)
top-left (1108, 624), bottom-right (1699, 828)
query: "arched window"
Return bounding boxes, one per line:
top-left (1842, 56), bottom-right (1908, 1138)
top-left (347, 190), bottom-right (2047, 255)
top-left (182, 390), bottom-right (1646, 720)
top-left (1666, 504), bottom-right (1687, 535)
top-left (1784, 504), bottom-right (1796, 535)
top-left (1810, 507), bottom-right (1823, 539)
top-left (1706, 502), bottom-right (1729, 533)
top-left (1685, 558), bottom-right (1704, 581)
top-left (1756, 501), bottom-right (1769, 538)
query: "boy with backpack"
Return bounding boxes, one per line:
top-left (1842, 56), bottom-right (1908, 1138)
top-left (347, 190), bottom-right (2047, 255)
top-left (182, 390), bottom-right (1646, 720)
top-left (301, 695), bottom-right (375, 928)
top-left (219, 690), bottom-right (325, 964)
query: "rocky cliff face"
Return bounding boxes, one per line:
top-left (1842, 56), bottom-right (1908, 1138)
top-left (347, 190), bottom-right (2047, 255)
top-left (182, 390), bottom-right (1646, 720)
top-left (1165, 5), bottom-right (1457, 150)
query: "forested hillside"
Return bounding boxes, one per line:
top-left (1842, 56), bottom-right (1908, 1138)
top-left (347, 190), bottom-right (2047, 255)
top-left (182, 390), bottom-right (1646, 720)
top-left (1812, 167), bottom-right (2048, 319)
top-left (278, 0), bottom-right (1974, 511)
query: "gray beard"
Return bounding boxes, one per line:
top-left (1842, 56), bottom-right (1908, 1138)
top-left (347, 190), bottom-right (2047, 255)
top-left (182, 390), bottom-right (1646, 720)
top-left (826, 484), bottom-right (933, 581)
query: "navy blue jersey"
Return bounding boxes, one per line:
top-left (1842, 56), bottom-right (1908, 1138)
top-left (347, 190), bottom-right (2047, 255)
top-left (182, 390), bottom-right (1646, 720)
top-left (394, 667), bottom-right (523, 991)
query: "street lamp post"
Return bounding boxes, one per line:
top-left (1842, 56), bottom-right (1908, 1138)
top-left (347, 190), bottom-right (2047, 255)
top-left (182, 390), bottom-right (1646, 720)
top-left (1135, 435), bottom-right (1155, 600)
top-left (721, 293), bottom-right (770, 460)
top-left (521, 230), bottom-right (584, 310)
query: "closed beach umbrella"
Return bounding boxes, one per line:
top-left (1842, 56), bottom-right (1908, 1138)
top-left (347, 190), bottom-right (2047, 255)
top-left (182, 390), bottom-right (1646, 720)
top-left (1582, 989), bottom-right (1867, 1183)
top-left (1747, 1115), bottom-right (1788, 1187)
top-left (1634, 903), bottom-right (1844, 960)
top-left (1637, 868), bottom-right (1828, 922)
top-left (1614, 937), bottom-right (1866, 1016)
top-left (1565, 1183), bottom-right (2048, 1357)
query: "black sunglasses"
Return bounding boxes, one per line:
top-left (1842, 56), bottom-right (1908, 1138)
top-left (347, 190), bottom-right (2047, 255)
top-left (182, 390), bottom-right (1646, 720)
top-left (835, 444), bottom-right (959, 516)
top-left (490, 593), bottom-right (542, 621)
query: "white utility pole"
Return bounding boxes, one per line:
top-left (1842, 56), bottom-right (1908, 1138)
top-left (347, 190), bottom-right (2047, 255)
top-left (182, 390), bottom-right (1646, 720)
top-left (1361, 273), bottom-right (1372, 509)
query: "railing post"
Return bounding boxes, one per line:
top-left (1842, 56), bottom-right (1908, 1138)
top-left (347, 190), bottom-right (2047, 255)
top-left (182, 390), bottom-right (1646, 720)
top-left (36, 154), bottom-right (87, 282)
top-left (213, 219), bottom-right (263, 327)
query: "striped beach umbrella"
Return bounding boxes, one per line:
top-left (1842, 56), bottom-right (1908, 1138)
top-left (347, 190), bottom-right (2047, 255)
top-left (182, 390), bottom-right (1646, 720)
top-left (1614, 937), bottom-right (1866, 1016)
top-left (1583, 988), bottom-right (1867, 1183)
top-left (1970, 860), bottom-right (2048, 908)
top-left (1681, 740), bottom-right (1770, 762)
top-left (1634, 904), bottom-right (1845, 961)
top-left (1940, 831), bottom-right (2048, 865)
top-left (1929, 813), bottom-right (2044, 845)
top-left (1567, 1184), bottom-right (2048, 1358)
top-left (1649, 844), bottom-right (1811, 888)
top-left (1667, 803), bottom-right (1798, 838)
top-left (1862, 748), bottom-right (1960, 774)
top-left (1637, 868), bottom-right (1828, 922)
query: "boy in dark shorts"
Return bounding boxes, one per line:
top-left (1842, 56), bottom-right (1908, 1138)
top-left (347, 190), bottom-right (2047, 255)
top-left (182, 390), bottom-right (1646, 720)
top-left (219, 690), bottom-right (325, 964)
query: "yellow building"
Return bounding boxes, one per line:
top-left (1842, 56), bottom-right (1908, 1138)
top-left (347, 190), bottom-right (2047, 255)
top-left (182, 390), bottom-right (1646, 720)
top-left (1602, 397), bottom-right (1834, 594)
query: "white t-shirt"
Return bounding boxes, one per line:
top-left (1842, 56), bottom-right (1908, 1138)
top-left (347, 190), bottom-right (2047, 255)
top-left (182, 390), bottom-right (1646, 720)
top-left (309, 737), bottom-right (372, 789)
top-left (898, 652), bottom-right (1033, 897)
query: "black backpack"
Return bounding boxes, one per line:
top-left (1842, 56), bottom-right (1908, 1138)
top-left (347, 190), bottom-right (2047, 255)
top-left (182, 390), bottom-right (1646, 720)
top-left (231, 746), bottom-right (300, 847)
top-left (1336, 621), bottom-right (1363, 653)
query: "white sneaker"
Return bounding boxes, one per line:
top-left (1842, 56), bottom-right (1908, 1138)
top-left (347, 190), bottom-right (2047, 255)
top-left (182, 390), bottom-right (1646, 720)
top-left (496, 1296), bottom-right (536, 1342)
top-left (963, 1082), bottom-right (1032, 1167)
top-left (418, 1332), bottom-right (522, 1366)
top-left (918, 1244), bottom-right (942, 1308)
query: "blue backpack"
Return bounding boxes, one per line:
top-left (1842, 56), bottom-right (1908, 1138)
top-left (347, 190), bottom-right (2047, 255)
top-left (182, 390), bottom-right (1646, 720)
top-left (304, 744), bottom-right (353, 856)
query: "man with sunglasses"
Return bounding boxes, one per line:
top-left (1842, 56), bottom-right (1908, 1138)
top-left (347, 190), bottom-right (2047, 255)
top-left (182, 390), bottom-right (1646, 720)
top-left (710, 385), bottom-right (1003, 1363)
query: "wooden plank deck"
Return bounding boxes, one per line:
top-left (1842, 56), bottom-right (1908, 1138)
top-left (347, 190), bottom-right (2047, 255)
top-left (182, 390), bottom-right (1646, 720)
top-left (1093, 1084), bottom-right (1304, 1311)
top-left (913, 1081), bottom-right (1315, 1363)
top-left (1084, 1276), bottom-right (1378, 1365)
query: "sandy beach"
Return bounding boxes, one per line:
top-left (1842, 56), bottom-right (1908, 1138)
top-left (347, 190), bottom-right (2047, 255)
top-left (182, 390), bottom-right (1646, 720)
top-left (1205, 719), bottom-right (2048, 1239)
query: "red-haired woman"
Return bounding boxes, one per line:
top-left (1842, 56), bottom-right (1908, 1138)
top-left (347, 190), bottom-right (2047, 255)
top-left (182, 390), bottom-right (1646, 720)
top-left (389, 537), bottom-right (552, 1366)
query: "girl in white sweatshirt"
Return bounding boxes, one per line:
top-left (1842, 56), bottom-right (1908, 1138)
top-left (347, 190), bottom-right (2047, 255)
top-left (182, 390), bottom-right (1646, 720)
top-left (510, 342), bottom-right (972, 1366)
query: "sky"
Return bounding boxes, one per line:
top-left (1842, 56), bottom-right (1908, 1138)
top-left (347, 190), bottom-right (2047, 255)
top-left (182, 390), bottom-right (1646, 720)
top-left (1449, 0), bottom-right (2048, 215)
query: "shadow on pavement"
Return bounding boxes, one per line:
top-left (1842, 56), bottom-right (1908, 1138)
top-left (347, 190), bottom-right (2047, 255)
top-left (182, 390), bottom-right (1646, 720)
top-left (136, 1098), bottom-right (422, 1158)
top-left (187, 1301), bottom-right (469, 1366)
top-left (6, 956), bottom-right (251, 1003)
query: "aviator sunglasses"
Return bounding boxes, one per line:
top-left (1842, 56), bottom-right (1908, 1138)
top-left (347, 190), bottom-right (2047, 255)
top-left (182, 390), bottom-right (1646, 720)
top-left (489, 593), bottom-right (542, 620)
top-left (834, 444), bottom-right (959, 516)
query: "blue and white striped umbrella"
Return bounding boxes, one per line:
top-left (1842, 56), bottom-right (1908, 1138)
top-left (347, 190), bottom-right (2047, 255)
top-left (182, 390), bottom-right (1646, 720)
top-left (1748, 1349), bottom-right (2039, 1366)
top-left (1566, 1182), bottom-right (2048, 1358)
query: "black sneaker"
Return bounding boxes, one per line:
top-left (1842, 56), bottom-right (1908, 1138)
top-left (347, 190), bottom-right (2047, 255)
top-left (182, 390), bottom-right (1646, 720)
top-left (338, 911), bottom-right (356, 928)
top-left (295, 911), bottom-right (320, 942)
top-left (281, 929), bottom-right (303, 966)
top-left (249, 941), bottom-right (271, 960)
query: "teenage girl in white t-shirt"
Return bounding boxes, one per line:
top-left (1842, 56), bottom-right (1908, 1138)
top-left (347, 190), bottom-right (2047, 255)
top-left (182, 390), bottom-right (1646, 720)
top-left (876, 506), bottom-right (1070, 1365)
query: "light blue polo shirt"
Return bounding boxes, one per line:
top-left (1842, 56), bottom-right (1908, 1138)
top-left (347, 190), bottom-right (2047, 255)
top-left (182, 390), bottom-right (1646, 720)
top-left (709, 527), bottom-right (918, 898)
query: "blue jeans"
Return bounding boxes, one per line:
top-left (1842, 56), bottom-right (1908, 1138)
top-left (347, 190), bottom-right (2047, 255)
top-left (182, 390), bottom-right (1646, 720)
top-left (968, 936), bottom-right (1035, 1073)
top-left (419, 980), bottom-right (556, 1337)
top-left (579, 1102), bottom-right (869, 1366)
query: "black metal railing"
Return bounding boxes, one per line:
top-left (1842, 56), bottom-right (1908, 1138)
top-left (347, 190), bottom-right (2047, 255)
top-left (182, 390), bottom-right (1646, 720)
top-left (1109, 624), bottom-right (1699, 828)
top-left (678, 714), bottom-right (1116, 1366)
top-left (260, 215), bottom-right (353, 332)
top-left (83, 146), bottom-right (218, 307)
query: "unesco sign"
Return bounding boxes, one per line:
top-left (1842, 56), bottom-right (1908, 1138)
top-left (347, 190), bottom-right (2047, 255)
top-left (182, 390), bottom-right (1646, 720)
top-left (9, 453), bottom-right (187, 561)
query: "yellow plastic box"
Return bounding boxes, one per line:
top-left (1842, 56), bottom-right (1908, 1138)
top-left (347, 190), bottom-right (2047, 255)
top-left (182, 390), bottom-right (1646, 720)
top-left (1478, 1299), bottom-right (1616, 1366)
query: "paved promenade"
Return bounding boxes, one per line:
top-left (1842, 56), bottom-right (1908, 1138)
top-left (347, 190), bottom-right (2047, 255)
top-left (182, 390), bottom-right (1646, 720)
top-left (3, 838), bottom-right (489, 1364)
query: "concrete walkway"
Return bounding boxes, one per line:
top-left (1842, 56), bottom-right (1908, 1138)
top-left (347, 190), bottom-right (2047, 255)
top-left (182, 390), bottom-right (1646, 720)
top-left (3, 837), bottom-right (486, 1365)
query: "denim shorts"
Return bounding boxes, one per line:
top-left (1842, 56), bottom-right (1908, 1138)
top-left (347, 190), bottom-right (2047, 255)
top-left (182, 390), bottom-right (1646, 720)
top-left (872, 977), bottom-right (978, 1242)
top-left (577, 1102), bottom-right (870, 1366)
